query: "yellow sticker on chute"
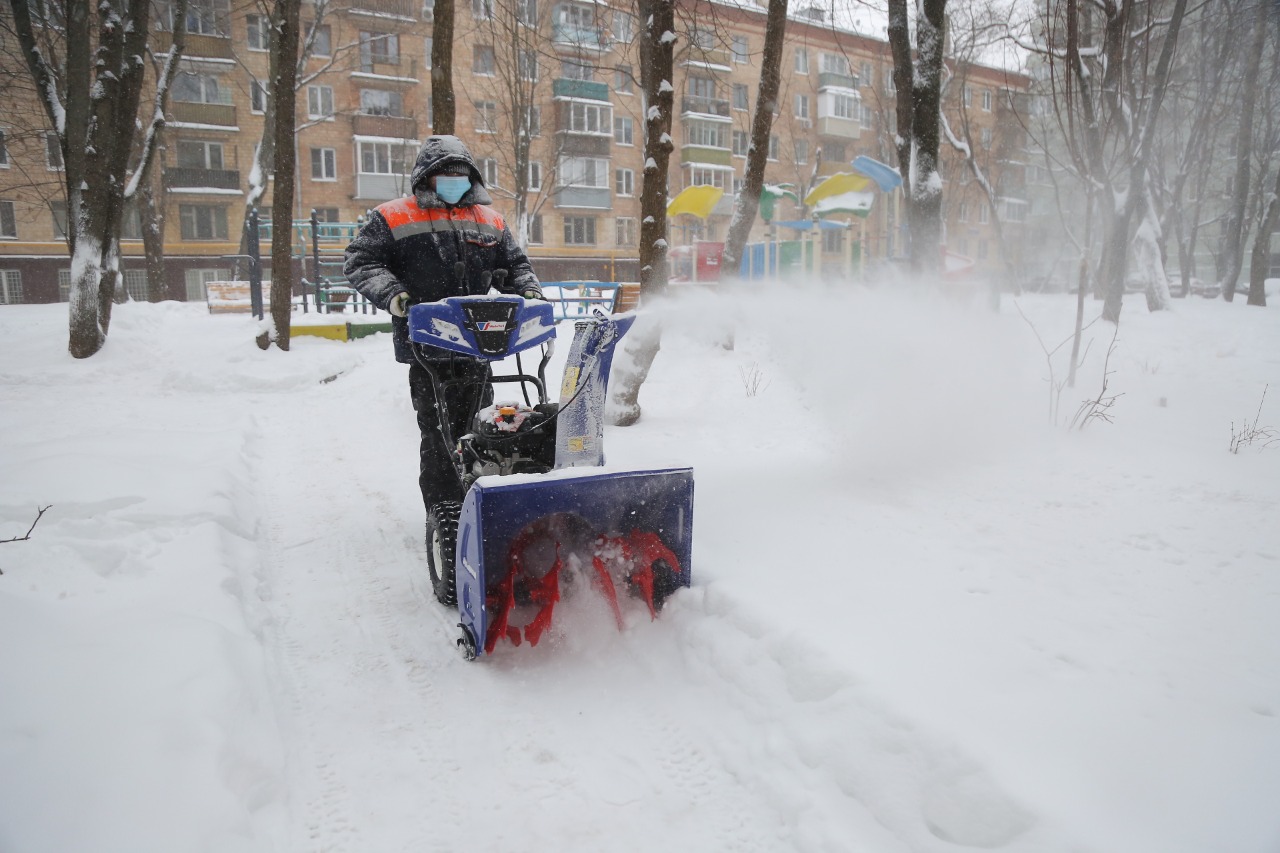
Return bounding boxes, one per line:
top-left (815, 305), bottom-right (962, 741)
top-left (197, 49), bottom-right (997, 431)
top-left (561, 366), bottom-right (580, 397)
top-left (567, 437), bottom-right (586, 452)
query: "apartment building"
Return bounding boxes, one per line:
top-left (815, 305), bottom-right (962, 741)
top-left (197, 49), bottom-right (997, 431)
top-left (0, 0), bottom-right (1029, 304)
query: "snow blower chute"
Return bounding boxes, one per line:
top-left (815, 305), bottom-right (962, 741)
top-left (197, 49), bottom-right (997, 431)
top-left (407, 293), bottom-right (694, 660)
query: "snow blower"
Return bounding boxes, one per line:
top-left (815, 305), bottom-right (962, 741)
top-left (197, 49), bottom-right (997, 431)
top-left (407, 290), bottom-right (694, 660)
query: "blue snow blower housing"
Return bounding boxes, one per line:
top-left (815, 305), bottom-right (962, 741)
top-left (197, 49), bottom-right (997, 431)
top-left (408, 295), bottom-right (694, 660)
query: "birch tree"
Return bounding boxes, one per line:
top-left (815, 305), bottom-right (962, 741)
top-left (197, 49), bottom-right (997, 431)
top-left (9, 0), bottom-right (186, 357)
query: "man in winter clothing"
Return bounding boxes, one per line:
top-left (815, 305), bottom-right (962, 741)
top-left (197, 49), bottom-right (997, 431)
top-left (344, 135), bottom-right (543, 517)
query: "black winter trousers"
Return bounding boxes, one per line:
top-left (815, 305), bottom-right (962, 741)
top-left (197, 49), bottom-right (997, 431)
top-left (408, 359), bottom-right (492, 512)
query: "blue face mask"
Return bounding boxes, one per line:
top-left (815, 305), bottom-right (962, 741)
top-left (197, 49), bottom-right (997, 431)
top-left (434, 175), bottom-right (471, 204)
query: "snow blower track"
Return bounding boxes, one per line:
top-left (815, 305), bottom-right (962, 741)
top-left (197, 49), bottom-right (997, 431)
top-left (237, 344), bottom-right (1093, 853)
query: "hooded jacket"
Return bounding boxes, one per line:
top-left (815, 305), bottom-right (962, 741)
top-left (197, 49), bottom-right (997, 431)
top-left (344, 135), bottom-right (542, 363)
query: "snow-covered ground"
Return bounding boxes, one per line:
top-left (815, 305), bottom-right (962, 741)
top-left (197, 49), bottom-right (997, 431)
top-left (1, 285), bottom-right (1278, 853)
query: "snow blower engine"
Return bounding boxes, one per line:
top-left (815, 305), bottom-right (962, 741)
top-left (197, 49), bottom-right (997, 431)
top-left (407, 289), bottom-right (694, 660)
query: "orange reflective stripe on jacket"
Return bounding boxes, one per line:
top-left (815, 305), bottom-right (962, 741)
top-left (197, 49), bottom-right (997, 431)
top-left (377, 197), bottom-right (507, 242)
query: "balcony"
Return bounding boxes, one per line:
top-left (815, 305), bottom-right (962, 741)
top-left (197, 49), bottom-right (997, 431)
top-left (553, 78), bottom-right (610, 102)
top-left (352, 113), bottom-right (418, 139)
top-left (554, 186), bottom-right (612, 209)
top-left (348, 0), bottom-right (417, 18)
top-left (681, 96), bottom-right (731, 119)
top-left (818, 71), bottom-right (858, 91)
top-left (356, 173), bottom-right (413, 201)
top-left (680, 145), bottom-right (732, 167)
top-left (679, 46), bottom-right (732, 71)
top-left (170, 101), bottom-right (237, 127)
top-left (152, 31), bottom-right (233, 59)
top-left (355, 53), bottom-right (419, 82)
top-left (163, 167), bottom-right (241, 190)
top-left (817, 116), bottom-right (860, 139)
top-left (556, 134), bottom-right (611, 157)
top-left (552, 24), bottom-right (609, 52)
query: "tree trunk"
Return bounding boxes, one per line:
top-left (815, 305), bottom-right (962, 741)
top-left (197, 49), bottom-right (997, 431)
top-left (1220, 6), bottom-right (1267, 302)
top-left (720, 0), bottom-right (788, 279)
top-left (608, 0), bottom-right (675, 427)
top-left (262, 0), bottom-right (301, 351)
top-left (431, 0), bottom-right (456, 134)
top-left (1246, 166), bottom-right (1279, 307)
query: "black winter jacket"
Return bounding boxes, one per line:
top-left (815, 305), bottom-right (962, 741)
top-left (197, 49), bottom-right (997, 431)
top-left (344, 135), bottom-right (541, 363)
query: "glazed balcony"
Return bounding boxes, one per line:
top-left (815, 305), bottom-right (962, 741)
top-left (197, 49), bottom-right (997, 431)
top-left (681, 96), bottom-right (731, 119)
top-left (163, 167), bottom-right (241, 190)
top-left (351, 113), bottom-right (418, 139)
top-left (170, 100), bottom-right (237, 127)
top-left (552, 78), bottom-right (610, 102)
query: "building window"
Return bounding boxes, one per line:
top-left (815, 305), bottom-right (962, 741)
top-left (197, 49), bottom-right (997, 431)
top-left (473, 44), bottom-right (496, 75)
top-left (123, 269), bottom-right (150, 301)
top-left (50, 198), bottom-right (69, 235)
top-left (0, 200), bottom-right (16, 238)
top-left (516, 0), bottom-right (537, 25)
top-left (731, 130), bottom-right (749, 157)
top-left (180, 0), bottom-right (228, 35)
top-left (46, 132), bottom-right (64, 170)
top-left (982, 89), bottom-right (993, 111)
top-left (820, 53), bottom-right (850, 75)
top-left (688, 166), bottom-right (728, 189)
top-left (557, 156), bottom-right (610, 189)
top-left (0, 130), bottom-right (8, 167)
top-left (528, 214), bottom-right (543, 244)
top-left (423, 37), bottom-right (433, 69)
top-left (359, 141), bottom-right (410, 175)
top-left (768, 135), bottom-right (780, 160)
top-left (311, 147), bottom-right (337, 180)
top-left (173, 71), bottom-right (225, 104)
top-left (822, 228), bottom-right (844, 253)
top-left (568, 102), bottom-right (612, 135)
top-left (427, 95), bottom-right (433, 127)
top-left (732, 176), bottom-right (745, 196)
top-left (732, 35), bottom-right (749, 63)
top-left (794, 47), bottom-right (808, 74)
top-left (860, 62), bottom-right (873, 88)
top-left (481, 157), bottom-right (499, 187)
top-left (615, 216), bottom-right (636, 247)
top-left (179, 204), bottom-right (228, 240)
top-left (616, 65), bottom-right (634, 94)
top-left (360, 89), bottom-right (403, 117)
top-left (563, 216), bottom-right (597, 245)
top-left (732, 84), bottom-right (748, 111)
top-left (794, 139), bottom-right (808, 164)
top-left (795, 94), bottom-right (809, 120)
top-left (177, 140), bottom-right (224, 170)
top-left (957, 201), bottom-right (968, 223)
top-left (518, 49), bottom-right (538, 81)
top-left (861, 103), bottom-right (874, 128)
top-left (472, 0), bottom-right (494, 19)
top-left (520, 106), bottom-right (541, 137)
top-left (359, 31), bottom-right (400, 66)
top-left (1001, 198), bottom-right (1028, 223)
top-left (685, 119), bottom-right (724, 148)
top-left (963, 85), bottom-right (973, 107)
top-left (246, 14), bottom-right (269, 50)
top-left (307, 85), bottom-right (334, 119)
top-left (474, 101), bottom-right (498, 134)
top-left (687, 75), bottom-right (716, 100)
top-left (250, 79), bottom-right (267, 114)
top-left (0, 270), bottom-right (23, 304)
top-left (822, 141), bottom-right (846, 162)
top-left (829, 93), bottom-right (856, 119)
top-left (529, 161), bottom-right (543, 191)
top-left (183, 268), bottom-right (228, 301)
top-left (981, 127), bottom-right (993, 149)
top-left (561, 59), bottom-right (595, 81)
top-left (615, 167), bottom-right (634, 196)
top-left (313, 208), bottom-right (340, 223)
top-left (614, 116), bottom-right (634, 145)
top-left (612, 10), bottom-right (633, 41)
top-left (979, 204), bottom-right (990, 224)
top-left (309, 23), bottom-right (331, 56)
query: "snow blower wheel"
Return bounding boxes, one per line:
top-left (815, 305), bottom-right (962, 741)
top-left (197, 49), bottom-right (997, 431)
top-left (426, 502), bottom-right (462, 606)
